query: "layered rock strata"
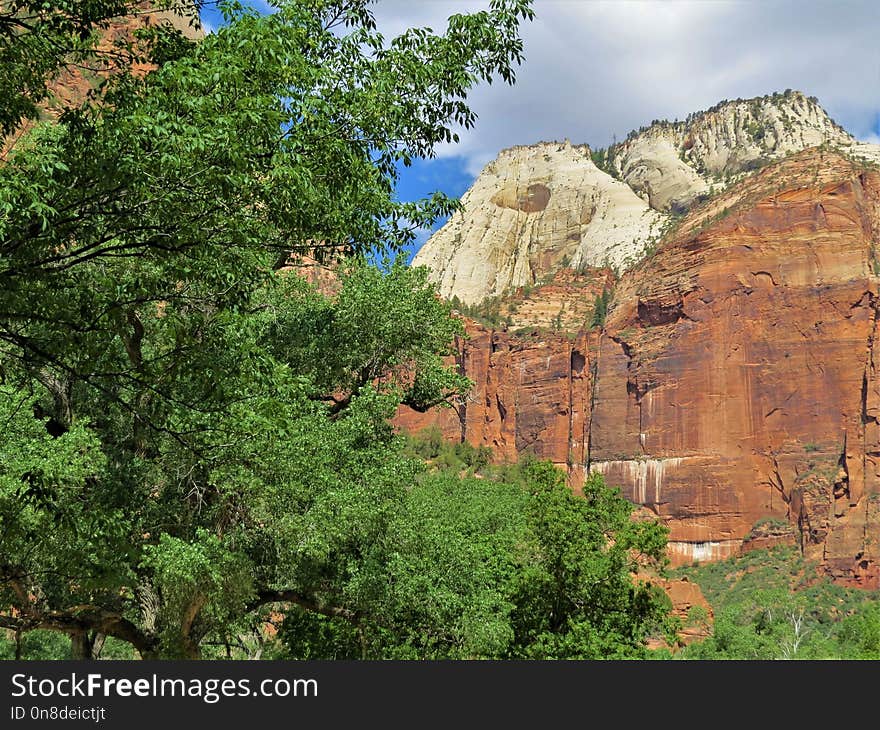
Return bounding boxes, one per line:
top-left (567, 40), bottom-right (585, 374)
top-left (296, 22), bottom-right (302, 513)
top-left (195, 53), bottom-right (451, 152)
top-left (399, 149), bottom-right (880, 583)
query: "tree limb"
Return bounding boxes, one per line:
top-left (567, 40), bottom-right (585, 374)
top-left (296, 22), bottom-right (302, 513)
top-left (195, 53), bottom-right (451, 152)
top-left (0, 605), bottom-right (157, 657)
top-left (248, 589), bottom-right (359, 623)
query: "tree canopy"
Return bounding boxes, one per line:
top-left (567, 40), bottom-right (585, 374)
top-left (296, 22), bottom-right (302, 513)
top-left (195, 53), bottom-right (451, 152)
top-left (0, 0), bottom-right (675, 660)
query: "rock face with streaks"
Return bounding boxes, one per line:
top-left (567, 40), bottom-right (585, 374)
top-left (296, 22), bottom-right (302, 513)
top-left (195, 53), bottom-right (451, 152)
top-left (399, 146), bottom-right (880, 582)
top-left (592, 149), bottom-right (880, 580)
top-left (396, 319), bottom-right (596, 478)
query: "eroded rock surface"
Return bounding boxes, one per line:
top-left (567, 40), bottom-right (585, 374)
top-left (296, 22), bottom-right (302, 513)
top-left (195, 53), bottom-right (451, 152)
top-left (412, 140), bottom-right (665, 305)
top-left (399, 149), bottom-right (880, 581)
top-left (602, 91), bottom-right (879, 212)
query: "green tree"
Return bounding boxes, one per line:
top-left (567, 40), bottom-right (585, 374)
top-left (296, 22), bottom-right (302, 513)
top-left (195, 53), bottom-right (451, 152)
top-left (0, 0), bottom-right (535, 658)
top-left (506, 464), bottom-right (670, 658)
top-left (0, 0), bottom-right (201, 140)
top-left (590, 286), bottom-right (612, 328)
top-left (0, 255), bottom-right (473, 658)
top-left (837, 603), bottom-right (880, 659)
top-left (275, 463), bottom-right (671, 659)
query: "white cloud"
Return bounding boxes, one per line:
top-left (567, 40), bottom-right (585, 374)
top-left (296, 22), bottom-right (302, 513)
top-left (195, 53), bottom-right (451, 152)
top-left (371, 0), bottom-right (880, 175)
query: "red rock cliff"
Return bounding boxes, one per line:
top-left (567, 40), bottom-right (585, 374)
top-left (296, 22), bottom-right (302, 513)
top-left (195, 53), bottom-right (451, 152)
top-left (398, 149), bottom-right (880, 583)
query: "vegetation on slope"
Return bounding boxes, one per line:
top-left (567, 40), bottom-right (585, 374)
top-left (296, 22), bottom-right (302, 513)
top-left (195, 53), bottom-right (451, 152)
top-left (668, 546), bottom-right (880, 659)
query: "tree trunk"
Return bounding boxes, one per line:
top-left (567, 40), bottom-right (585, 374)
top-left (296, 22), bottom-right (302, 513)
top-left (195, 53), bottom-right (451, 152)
top-left (70, 631), bottom-right (94, 660)
top-left (181, 636), bottom-right (201, 660)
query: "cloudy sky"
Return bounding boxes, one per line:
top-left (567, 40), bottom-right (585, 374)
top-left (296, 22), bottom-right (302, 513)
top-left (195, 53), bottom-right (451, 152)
top-left (374, 0), bottom-right (880, 171)
top-left (202, 0), bottom-right (880, 255)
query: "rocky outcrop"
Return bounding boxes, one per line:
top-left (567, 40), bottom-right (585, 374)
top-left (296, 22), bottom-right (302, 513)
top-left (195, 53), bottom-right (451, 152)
top-left (648, 577), bottom-right (713, 648)
top-left (398, 148), bottom-right (880, 582)
top-left (601, 90), bottom-right (879, 212)
top-left (593, 149), bottom-right (880, 580)
top-left (452, 266), bottom-right (614, 334)
top-left (414, 93), bottom-right (880, 317)
top-left (412, 140), bottom-right (665, 305)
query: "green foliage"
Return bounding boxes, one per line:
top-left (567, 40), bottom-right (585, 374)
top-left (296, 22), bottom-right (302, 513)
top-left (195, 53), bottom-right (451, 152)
top-left (505, 465), bottom-right (671, 658)
top-left (0, 256), bottom-right (477, 658)
top-left (403, 426), bottom-right (493, 473)
top-left (0, 630), bottom-right (136, 660)
top-left (0, 0), bottom-right (673, 662)
top-left (275, 458), bottom-right (672, 659)
top-left (590, 286), bottom-right (613, 328)
top-left (275, 607), bottom-right (363, 660)
top-left (837, 603), bottom-right (880, 658)
top-left (0, 0), bottom-right (154, 137)
top-left (449, 293), bottom-right (505, 328)
top-left (269, 258), bottom-right (471, 411)
top-left (673, 546), bottom-right (880, 660)
top-left (590, 146), bottom-right (610, 173)
top-left (0, 0), bottom-right (537, 659)
top-left (0, 630), bottom-right (74, 660)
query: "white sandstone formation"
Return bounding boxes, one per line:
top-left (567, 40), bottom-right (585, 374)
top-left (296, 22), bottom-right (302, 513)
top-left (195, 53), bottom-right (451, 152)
top-left (412, 140), bottom-right (666, 305)
top-left (603, 91), bottom-right (864, 211)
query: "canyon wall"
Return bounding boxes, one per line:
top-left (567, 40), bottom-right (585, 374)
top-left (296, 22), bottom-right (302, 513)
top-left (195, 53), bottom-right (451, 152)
top-left (400, 148), bottom-right (880, 583)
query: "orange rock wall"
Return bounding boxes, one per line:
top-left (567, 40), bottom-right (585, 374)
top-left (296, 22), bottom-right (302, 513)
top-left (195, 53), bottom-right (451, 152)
top-left (398, 151), bottom-right (880, 583)
top-left (396, 324), bottom-right (595, 482)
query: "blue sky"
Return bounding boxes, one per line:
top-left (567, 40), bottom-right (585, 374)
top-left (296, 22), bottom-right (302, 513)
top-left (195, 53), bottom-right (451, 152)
top-left (200, 1), bottom-right (880, 261)
top-left (392, 158), bottom-right (476, 262)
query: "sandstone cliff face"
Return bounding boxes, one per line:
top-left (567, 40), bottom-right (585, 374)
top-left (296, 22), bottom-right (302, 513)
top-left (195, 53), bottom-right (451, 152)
top-left (414, 93), bottom-right (880, 317)
top-left (399, 148), bottom-right (880, 583)
top-left (412, 141), bottom-right (665, 305)
top-left (396, 320), bottom-right (595, 476)
top-left (593, 150), bottom-right (880, 581)
top-left (602, 91), bottom-right (878, 212)
top-left (457, 265), bottom-right (614, 334)
top-left (648, 577), bottom-right (713, 648)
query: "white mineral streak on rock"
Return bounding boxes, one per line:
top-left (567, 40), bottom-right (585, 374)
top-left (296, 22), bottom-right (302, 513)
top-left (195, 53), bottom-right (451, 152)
top-left (590, 457), bottom-right (685, 504)
top-left (667, 540), bottom-right (741, 563)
